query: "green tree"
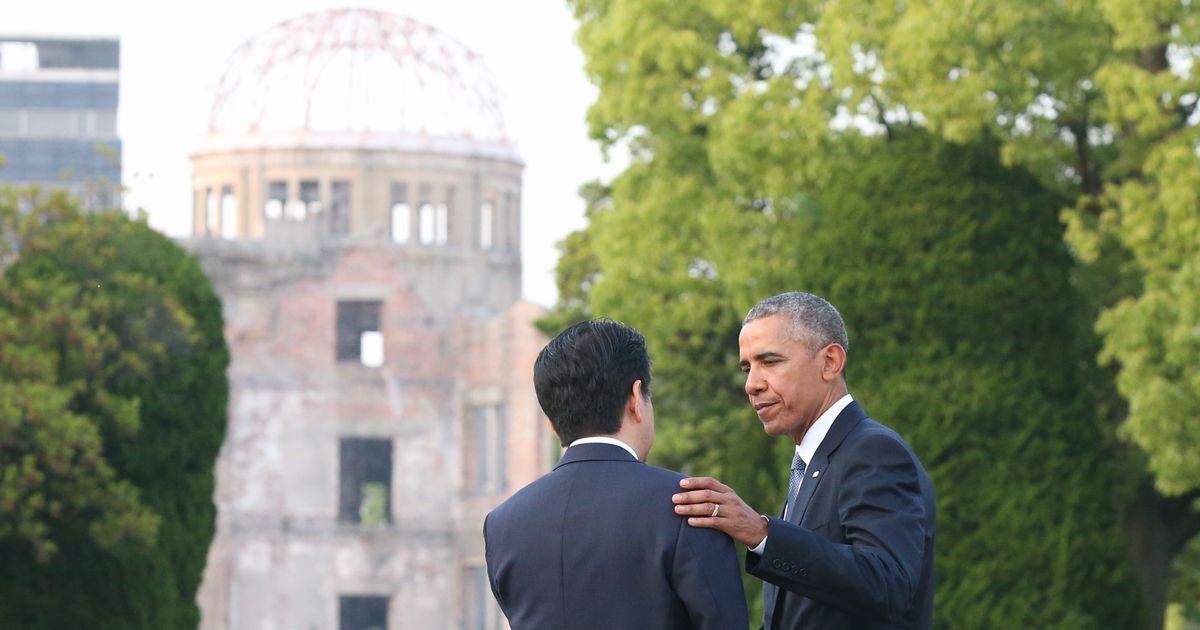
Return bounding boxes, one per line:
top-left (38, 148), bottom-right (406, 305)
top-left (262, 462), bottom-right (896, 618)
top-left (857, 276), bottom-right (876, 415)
top-left (1172, 534), bottom-right (1200, 624)
top-left (809, 1), bottom-right (1200, 621)
top-left (809, 133), bottom-right (1140, 627)
top-left (564, 1), bottom-right (1200, 625)
top-left (0, 186), bottom-right (229, 628)
top-left (550, 124), bottom-right (1144, 625)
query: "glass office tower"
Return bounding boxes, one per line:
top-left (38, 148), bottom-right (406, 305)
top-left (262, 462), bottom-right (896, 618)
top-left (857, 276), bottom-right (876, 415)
top-left (0, 36), bottom-right (120, 210)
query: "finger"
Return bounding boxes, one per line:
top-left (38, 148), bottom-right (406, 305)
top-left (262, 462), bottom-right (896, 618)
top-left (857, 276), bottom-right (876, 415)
top-left (673, 502), bottom-right (720, 517)
top-left (685, 516), bottom-right (724, 530)
top-left (671, 489), bottom-right (719, 505)
top-left (680, 476), bottom-right (732, 493)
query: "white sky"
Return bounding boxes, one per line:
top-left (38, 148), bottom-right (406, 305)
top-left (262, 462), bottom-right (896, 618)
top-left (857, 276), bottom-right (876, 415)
top-left (0, 0), bottom-right (624, 307)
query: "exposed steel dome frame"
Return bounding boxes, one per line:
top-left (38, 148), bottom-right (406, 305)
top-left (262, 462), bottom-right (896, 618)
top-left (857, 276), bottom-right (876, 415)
top-left (203, 8), bottom-right (512, 154)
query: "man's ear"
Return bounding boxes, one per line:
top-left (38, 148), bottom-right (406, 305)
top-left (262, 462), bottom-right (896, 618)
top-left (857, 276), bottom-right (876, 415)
top-left (821, 344), bottom-right (847, 381)
top-left (627, 379), bottom-right (647, 423)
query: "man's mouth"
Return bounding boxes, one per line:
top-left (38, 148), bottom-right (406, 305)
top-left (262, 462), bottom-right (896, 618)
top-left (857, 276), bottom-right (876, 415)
top-left (753, 401), bottom-right (778, 413)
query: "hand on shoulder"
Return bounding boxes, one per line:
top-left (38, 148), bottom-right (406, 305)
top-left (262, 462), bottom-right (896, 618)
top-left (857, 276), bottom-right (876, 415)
top-left (672, 476), bottom-right (769, 547)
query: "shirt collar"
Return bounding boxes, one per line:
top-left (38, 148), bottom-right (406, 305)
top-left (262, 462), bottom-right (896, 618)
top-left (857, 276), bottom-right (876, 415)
top-left (796, 394), bottom-right (854, 466)
top-left (569, 436), bottom-right (639, 461)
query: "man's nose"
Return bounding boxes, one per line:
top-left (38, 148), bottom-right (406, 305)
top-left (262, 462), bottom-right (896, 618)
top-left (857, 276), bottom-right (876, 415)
top-left (745, 368), bottom-right (765, 395)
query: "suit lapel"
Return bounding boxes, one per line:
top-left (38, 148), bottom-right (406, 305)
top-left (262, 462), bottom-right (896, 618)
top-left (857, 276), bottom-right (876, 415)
top-left (764, 402), bottom-right (868, 629)
top-left (791, 401), bottom-right (866, 524)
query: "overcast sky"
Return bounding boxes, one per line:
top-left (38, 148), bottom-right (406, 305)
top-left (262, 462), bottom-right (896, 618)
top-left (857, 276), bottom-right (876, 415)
top-left (0, 0), bottom-right (623, 307)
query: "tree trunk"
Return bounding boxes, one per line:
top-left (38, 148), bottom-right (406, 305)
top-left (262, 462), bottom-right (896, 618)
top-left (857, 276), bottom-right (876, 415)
top-left (1120, 481), bottom-right (1200, 630)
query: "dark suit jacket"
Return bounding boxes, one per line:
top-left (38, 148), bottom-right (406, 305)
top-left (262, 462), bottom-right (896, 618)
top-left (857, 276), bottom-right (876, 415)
top-left (485, 442), bottom-right (748, 630)
top-left (747, 401), bottom-right (936, 629)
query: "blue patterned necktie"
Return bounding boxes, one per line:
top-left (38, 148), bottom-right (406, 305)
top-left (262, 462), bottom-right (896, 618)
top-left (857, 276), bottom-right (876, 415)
top-left (785, 451), bottom-right (807, 520)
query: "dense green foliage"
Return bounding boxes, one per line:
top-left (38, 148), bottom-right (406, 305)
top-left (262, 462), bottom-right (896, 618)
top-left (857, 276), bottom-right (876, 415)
top-left (811, 134), bottom-right (1140, 627)
top-left (544, 127), bottom-right (1144, 626)
top-left (560, 0), bottom-right (1200, 625)
top-left (1171, 535), bottom-right (1200, 625)
top-left (0, 188), bottom-right (229, 628)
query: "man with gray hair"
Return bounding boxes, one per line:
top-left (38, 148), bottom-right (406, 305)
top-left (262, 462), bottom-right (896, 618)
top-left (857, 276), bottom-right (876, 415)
top-left (672, 291), bottom-right (936, 629)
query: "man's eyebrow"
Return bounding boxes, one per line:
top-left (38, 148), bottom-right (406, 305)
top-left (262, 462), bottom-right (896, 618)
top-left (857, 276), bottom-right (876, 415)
top-left (740, 351), bottom-right (785, 367)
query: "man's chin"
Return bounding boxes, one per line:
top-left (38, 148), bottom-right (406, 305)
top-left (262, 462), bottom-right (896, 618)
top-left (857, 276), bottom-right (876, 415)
top-left (759, 419), bottom-right (785, 437)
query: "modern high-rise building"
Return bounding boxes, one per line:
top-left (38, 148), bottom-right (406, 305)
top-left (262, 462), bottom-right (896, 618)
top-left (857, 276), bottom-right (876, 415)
top-left (187, 10), bottom-right (550, 630)
top-left (0, 35), bottom-right (121, 209)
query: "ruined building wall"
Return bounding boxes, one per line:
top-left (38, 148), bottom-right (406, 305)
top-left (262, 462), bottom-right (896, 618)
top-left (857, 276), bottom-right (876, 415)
top-left (189, 145), bottom-right (548, 630)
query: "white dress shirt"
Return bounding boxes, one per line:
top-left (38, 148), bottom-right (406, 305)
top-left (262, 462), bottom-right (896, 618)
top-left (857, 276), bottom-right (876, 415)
top-left (749, 394), bottom-right (854, 554)
top-left (569, 436), bottom-right (640, 461)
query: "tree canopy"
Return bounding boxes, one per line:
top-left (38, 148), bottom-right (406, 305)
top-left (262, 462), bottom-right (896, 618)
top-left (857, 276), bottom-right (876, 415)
top-left (569, 0), bottom-right (1200, 500)
top-left (545, 121), bottom-right (1143, 626)
top-left (558, 0), bottom-right (1200, 625)
top-left (0, 187), bottom-right (229, 628)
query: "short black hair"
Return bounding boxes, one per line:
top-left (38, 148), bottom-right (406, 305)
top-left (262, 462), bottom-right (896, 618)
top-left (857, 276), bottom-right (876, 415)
top-left (533, 319), bottom-right (652, 446)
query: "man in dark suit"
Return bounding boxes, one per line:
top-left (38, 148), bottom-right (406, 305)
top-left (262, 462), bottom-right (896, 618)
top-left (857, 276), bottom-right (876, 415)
top-left (673, 292), bottom-right (936, 629)
top-left (484, 319), bottom-right (748, 630)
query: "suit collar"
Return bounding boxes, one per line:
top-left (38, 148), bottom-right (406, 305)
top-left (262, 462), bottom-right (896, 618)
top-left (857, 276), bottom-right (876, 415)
top-left (796, 394), bottom-right (853, 465)
top-left (813, 399), bottom-right (867, 461)
top-left (554, 442), bottom-right (640, 470)
top-left (569, 436), bottom-right (639, 460)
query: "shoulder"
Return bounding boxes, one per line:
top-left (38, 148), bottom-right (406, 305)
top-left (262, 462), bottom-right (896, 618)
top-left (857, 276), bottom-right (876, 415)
top-left (575, 458), bottom-right (687, 489)
top-left (842, 417), bottom-right (917, 459)
top-left (488, 461), bottom-right (683, 518)
top-left (641, 463), bottom-right (688, 485)
top-left (589, 461), bottom-right (689, 501)
top-left (486, 469), bottom-right (560, 523)
top-left (832, 417), bottom-right (932, 489)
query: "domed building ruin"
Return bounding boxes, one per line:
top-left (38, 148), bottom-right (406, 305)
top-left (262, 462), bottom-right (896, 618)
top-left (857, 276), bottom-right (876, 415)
top-left (188, 10), bottom-right (549, 629)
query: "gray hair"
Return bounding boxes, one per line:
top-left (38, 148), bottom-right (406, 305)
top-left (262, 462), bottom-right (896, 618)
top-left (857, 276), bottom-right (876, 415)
top-left (743, 292), bottom-right (849, 355)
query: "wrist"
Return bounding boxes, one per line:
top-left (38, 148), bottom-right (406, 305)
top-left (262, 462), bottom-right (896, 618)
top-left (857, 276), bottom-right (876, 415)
top-left (746, 515), bottom-right (770, 554)
top-left (752, 514), bottom-right (769, 547)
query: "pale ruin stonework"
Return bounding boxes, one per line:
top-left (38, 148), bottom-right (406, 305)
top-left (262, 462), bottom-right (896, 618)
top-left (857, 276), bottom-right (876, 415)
top-left (185, 10), bottom-right (553, 629)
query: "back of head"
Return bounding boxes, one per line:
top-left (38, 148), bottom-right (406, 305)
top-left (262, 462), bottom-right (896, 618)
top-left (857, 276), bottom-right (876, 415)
top-left (744, 291), bottom-right (849, 356)
top-left (534, 319), bottom-right (651, 446)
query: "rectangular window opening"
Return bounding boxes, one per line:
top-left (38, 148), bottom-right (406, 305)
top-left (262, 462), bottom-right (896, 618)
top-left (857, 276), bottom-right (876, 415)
top-left (465, 404), bottom-right (507, 496)
top-left (220, 185), bottom-right (237, 238)
top-left (417, 184), bottom-right (434, 244)
top-left (336, 300), bottom-right (382, 364)
top-left (479, 200), bottom-right (493, 250)
top-left (339, 594), bottom-right (389, 630)
top-left (390, 183), bottom-right (410, 243)
top-left (330, 180), bottom-right (351, 235)
top-left (436, 186), bottom-right (453, 245)
top-left (0, 42), bottom-right (39, 72)
top-left (205, 187), bottom-right (219, 237)
top-left (299, 179), bottom-right (320, 219)
top-left (265, 180), bottom-right (287, 220)
top-left (338, 437), bottom-right (393, 525)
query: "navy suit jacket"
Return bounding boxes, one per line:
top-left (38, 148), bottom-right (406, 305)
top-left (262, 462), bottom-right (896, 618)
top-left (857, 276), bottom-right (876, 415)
top-left (747, 401), bottom-right (936, 629)
top-left (485, 443), bottom-right (748, 630)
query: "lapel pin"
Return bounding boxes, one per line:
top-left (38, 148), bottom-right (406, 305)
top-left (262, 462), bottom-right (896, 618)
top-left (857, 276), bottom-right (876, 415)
top-left (812, 471), bottom-right (820, 478)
